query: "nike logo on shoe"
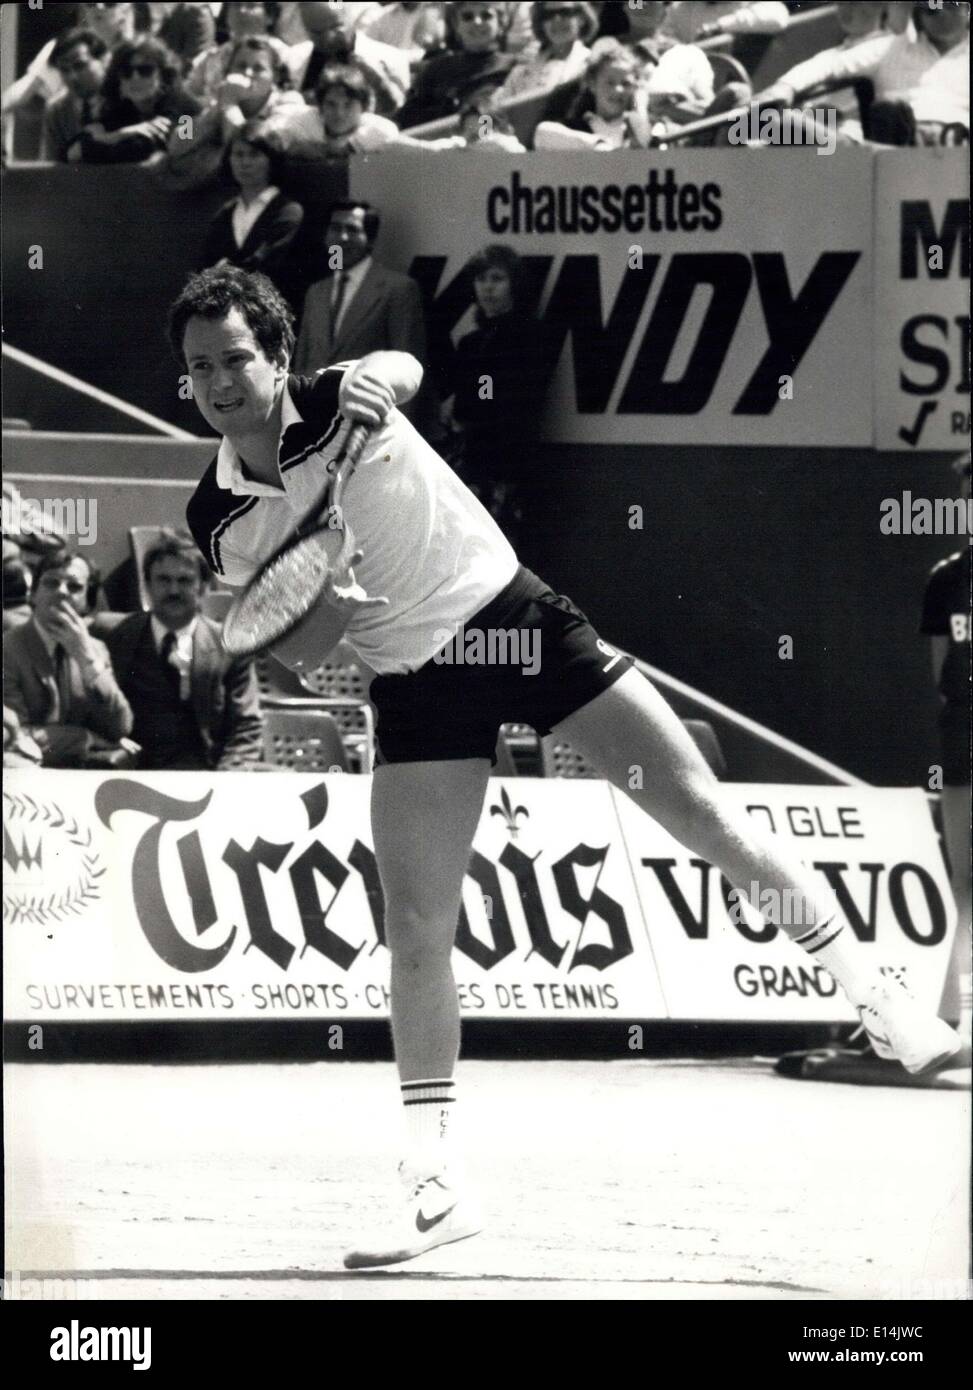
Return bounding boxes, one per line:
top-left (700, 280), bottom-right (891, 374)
top-left (416, 1203), bottom-right (456, 1234)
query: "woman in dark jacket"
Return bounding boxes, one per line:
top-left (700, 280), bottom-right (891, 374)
top-left (75, 35), bottom-right (201, 163)
top-left (198, 126), bottom-right (303, 300)
top-left (396, 1), bottom-right (518, 128)
top-left (445, 244), bottom-right (552, 546)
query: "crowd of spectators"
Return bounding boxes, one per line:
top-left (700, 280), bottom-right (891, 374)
top-left (3, 520), bottom-right (263, 771)
top-left (4, 2), bottom-right (968, 165)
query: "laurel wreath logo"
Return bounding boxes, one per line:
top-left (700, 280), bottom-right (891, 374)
top-left (2, 792), bottom-right (105, 925)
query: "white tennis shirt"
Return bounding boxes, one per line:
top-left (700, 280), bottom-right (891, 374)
top-left (187, 365), bottom-right (519, 675)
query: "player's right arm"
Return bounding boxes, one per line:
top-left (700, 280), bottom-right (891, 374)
top-left (337, 352), bottom-right (423, 428)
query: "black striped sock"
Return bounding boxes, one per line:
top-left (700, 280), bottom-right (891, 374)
top-left (792, 916), bottom-right (872, 1003)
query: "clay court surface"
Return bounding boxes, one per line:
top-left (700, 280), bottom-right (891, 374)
top-left (5, 1057), bottom-right (970, 1301)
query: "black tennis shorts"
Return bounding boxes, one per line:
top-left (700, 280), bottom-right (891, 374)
top-left (370, 566), bottom-right (634, 765)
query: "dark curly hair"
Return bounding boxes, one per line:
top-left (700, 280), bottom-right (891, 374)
top-left (100, 36), bottom-right (182, 114)
top-left (226, 33), bottom-right (293, 90)
top-left (465, 243), bottom-right (527, 311)
top-left (167, 266), bottom-right (295, 365)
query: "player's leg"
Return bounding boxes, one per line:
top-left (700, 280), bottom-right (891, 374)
top-left (370, 756), bottom-right (491, 1086)
top-left (939, 782), bottom-right (972, 1049)
top-left (344, 756), bottom-right (490, 1270)
top-left (555, 667), bottom-right (961, 1074)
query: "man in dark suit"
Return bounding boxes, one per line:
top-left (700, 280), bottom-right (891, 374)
top-left (293, 201), bottom-right (425, 367)
top-left (103, 530), bottom-right (263, 770)
top-left (2, 549), bottom-right (134, 768)
top-left (293, 200), bottom-right (430, 427)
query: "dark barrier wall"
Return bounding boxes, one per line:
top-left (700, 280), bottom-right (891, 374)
top-left (522, 445), bottom-right (963, 788)
top-left (2, 163), bottom-right (347, 434)
top-left (2, 166), bottom-right (965, 786)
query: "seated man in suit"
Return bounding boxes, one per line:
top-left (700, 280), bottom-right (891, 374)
top-left (293, 200), bottom-right (429, 426)
top-left (2, 549), bottom-right (135, 768)
top-left (104, 529), bottom-right (263, 770)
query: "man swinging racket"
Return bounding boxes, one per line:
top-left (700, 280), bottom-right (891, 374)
top-left (172, 267), bottom-right (960, 1270)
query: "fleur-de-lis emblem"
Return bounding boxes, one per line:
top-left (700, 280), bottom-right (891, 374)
top-left (489, 785), bottom-right (529, 837)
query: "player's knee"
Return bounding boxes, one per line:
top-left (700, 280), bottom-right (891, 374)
top-left (385, 906), bottom-right (455, 966)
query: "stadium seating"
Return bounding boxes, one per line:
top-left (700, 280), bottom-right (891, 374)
top-left (254, 652), bottom-right (375, 772)
top-left (261, 707), bottom-right (350, 773)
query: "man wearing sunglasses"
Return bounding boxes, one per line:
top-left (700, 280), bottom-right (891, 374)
top-left (2, 550), bottom-right (134, 769)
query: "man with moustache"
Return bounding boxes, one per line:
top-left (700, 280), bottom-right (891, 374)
top-left (103, 530), bottom-right (262, 770)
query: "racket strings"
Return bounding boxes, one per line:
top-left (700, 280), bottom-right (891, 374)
top-left (226, 541), bottom-right (334, 647)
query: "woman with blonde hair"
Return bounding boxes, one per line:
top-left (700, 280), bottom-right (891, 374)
top-left (497, 1), bottom-right (597, 100)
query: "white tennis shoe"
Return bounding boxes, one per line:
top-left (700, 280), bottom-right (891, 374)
top-left (343, 1164), bottom-right (483, 1270)
top-left (856, 974), bottom-right (962, 1075)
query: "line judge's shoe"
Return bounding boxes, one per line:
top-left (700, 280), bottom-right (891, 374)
top-left (856, 976), bottom-right (962, 1076)
top-left (342, 1165), bottom-right (483, 1271)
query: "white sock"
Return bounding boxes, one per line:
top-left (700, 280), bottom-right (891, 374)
top-left (401, 1078), bottom-right (455, 1173)
top-left (791, 917), bottom-right (875, 1005)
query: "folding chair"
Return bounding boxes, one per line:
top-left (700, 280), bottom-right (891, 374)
top-left (255, 653), bottom-right (375, 772)
top-left (261, 708), bottom-right (350, 773)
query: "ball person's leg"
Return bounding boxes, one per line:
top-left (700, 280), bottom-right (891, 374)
top-left (939, 782), bottom-right (972, 1035)
top-left (371, 758), bottom-right (492, 1082)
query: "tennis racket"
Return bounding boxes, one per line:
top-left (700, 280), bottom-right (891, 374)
top-left (221, 421), bottom-right (371, 658)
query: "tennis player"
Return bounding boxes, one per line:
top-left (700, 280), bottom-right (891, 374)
top-left (172, 268), bottom-right (960, 1269)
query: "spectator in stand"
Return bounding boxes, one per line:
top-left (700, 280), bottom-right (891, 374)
top-left (78, 2), bottom-right (141, 47)
top-left (2, 558), bottom-right (33, 634)
top-left (456, 93), bottom-right (527, 148)
top-left (292, 1), bottom-right (410, 114)
top-left (41, 27), bottom-right (109, 162)
top-left (868, 0), bottom-right (969, 142)
top-left (2, 481), bottom-right (70, 571)
top-left (497, 1), bottom-right (596, 101)
top-left (2, 549), bottom-right (135, 769)
top-left (396, 1), bottom-right (519, 127)
top-left (2, 2), bottom-right (137, 144)
top-left (312, 61), bottom-right (403, 153)
top-left (443, 245), bottom-right (551, 546)
top-left (3, 705), bottom-right (43, 769)
top-left (198, 127), bottom-right (303, 298)
top-left (165, 34), bottom-right (318, 189)
top-left (187, 1), bottom-right (300, 104)
top-left (620, 2), bottom-right (717, 122)
top-left (294, 201), bottom-right (429, 426)
top-left (357, 3), bottom-right (447, 62)
top-left (302, 61), bottom-right (522, 154)
top-left (103, 530), bottom-right (263, 771)
top-left (535, 42), bottom-right (651, 147)
top-left (756, 2), bottom-right (894, 134)
top-left (155, 1), bottom-right (217, 70)
top-left (75, 34), bottom-right (201, 162)
top-left (920, 454), bottom-right (972, 1055)
top-left (661, 1), bottom-right (789, 43)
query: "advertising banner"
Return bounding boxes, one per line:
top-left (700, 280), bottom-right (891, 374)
top-left (874, 149), bottom-right (970, 453)
top-left (353, 149), bottom-right (874, 447)
top-left (612, 785), bottom-right (955, 1021)
top-left (3, 773), bottom-right (952, 1025)
top-left (2, 771), bottom-right (665, 1022)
